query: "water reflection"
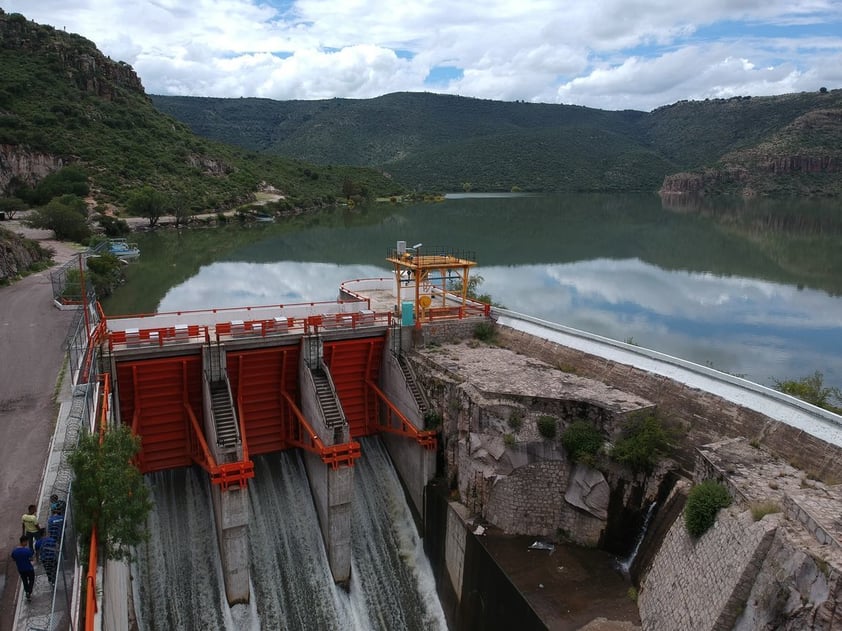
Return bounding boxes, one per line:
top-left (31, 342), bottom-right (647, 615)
top-left (158, 257), bottom-right (842, 391)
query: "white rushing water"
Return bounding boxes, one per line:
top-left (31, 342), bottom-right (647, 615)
top-left (619, 501), bottom-right (658, 576)
top-left (134, 437), bottom-right (446, 630)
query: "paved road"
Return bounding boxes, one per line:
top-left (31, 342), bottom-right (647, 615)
top-left (0, 233), bottom-right (77, 630)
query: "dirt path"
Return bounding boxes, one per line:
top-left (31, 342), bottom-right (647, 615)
top-left (0, 222), bottom-right (80, 630)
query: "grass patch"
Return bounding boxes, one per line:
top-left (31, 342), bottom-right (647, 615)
top-left (750, 501), bottom-right (781, 521)
top-left (473, 321), bottom-right (496, 343)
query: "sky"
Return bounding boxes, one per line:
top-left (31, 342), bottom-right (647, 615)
top-left (4, 0), bottom-right (842, 111)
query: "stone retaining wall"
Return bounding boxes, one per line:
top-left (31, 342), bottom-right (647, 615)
top-left (496, 326), bottom-right (842, 482)
top-left (639, 508), bottom-right (778, 630)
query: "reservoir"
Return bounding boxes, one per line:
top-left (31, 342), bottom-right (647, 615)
top-left (105, 192), bottom-right (842, 392)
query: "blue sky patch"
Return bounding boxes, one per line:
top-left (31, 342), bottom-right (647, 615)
top-left (425, 66), bottom-right (464, 86)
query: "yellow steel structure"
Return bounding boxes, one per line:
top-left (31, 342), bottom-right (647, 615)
top-left (386, 244), bottom-right (477, 326)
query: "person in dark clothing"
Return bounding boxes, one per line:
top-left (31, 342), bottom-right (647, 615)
top-left (49, 494), bottom-right (66, 515)
top-left (47, 508), bottom-right (64, 539)
top-left (11, 536), bottom-right (35, 600)
top-left (36, 534), bottom-right (59, 585)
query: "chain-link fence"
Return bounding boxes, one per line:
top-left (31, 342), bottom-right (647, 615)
top-left (26, 294), bottom-right (101, 631)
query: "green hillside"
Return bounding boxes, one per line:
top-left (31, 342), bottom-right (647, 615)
top-left (0, 10), bottom-right (402, 212)
top-left (152, 88), bottom-right (842, 197)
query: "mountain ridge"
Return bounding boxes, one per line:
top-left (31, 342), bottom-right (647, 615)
top-left (151, 89), bottom-right (842, 197)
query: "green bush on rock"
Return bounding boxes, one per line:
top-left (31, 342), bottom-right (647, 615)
top-left (685, 480), bottom-right (731, 538)
top-left (561, 420), bottom-right (603, 465)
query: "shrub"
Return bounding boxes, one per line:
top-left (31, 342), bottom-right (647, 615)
top-left (423, 411), bottom-right (442, 430)
top-left (561, 420), bottom-right (603, 464)
top-left (537, 415), bottom-right (557, 439)
top-left (503, 433), bottom-right (516, 447)
top-left (507, 410), bottom-right (523, 431)
top-left (473, 321), bottom-right (496, 342)
top-left (773, 371), bottom-right (842, 414)
top-left (685, 480), bottom-right (731, 538)
top-left (97, 214), bottom-right (131, 237)
top-left (611, 412), bottom-right (672, 473)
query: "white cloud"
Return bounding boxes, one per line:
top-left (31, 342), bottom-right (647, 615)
top-left (3, 0), bottom-right (841, 110)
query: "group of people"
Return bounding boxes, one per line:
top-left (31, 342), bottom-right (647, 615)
top-left (10, 494), bottom-right (66, 601)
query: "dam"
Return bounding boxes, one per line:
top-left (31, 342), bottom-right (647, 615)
top-left (21, 242), bottom-right (842, 630)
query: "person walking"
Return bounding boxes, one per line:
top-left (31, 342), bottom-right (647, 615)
top-left (47, 508), bottom-right (64, 539)
top-left (21, 504), bottom-right (42, 551)
top-left (36, 534), bottom-right (59, 586)
top-left (11, 536), bottom-right (35, 600)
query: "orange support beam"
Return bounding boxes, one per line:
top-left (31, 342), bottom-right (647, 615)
top-left (282, 392), bottom-right (361, 468)
top-left (184, 402), bottom-right (254, 490)
top-left (366, 381), bottom-right (437, 449)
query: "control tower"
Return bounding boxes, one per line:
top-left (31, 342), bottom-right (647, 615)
top-left (386, 242), bottom-right (478, 327)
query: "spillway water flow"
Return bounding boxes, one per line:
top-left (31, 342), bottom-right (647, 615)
top-left (619, 501), bottom-right (657, 576)
top-left (133, 468), bottom-right (256, 630)
top-left (134, 437), bottom-right (446, 630)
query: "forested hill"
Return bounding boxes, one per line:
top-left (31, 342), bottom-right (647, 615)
top-left (0, 9), bottom-right (401, 212)
top-left (151, 88), bottom-right (842, 197)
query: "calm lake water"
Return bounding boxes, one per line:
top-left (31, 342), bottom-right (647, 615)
top-left (105, 193), bottom-right (842, 393)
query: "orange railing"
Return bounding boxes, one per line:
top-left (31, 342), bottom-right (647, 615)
top-left (104, 310), bottom-right (395, 350)
top-left (282, 392), bottom-right (362, 468)
top-left (84, 372), bottom-right (110, 630)
top-left (366, 381), bottom-right (437, 449)
top-left (84, 528), bottom-right (98, 631)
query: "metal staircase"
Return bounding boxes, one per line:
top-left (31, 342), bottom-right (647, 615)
top-left (210, 380), bottom-right (239, 448)
top-left (397, 354), bottom-right (427, 413)
top-left (312, 367), bottom-right (345, 429)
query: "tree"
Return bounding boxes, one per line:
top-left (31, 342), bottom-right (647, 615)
top-left (68, 424), bottom-right (152, 561)
top-left (0, 197), bottom-right (27, 219)
top-left (25, 196), bottom-right (91, 242)
top-left (342, 178), bottom-right (360, 200)
top-left (127, 186), bottom-right (166, 227)
top-left (169, 191), bottom-right (191, 228)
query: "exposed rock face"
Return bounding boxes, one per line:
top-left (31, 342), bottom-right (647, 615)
top-left (187, 154), bottom-right (234, 176)
top-left (0, 227), bottom-right (51, 282)
top-left (661, 108), bottom-right (842, 198)
top-left (565, 464), bottom-right (610, 520)
top-left (0, 11), bottom-right (145, 100)
top-left (0, 144), bottom-right (65, 194)
top-left (411, 340), bottom-right (660, 546)
top-left (659, 166), bottom-right (747, 197)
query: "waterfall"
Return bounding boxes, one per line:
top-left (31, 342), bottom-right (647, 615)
top-left (619, 501), bottom-right (657, 576)
top-left (134, 437), bottom-right (446, 630)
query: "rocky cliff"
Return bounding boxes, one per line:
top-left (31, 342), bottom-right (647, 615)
top-left (660, 108), bottom-right (842, 199)
top-left (0, 9), bottom-right (149, 196)
top-left (0, 226), bottom-right (51, 282)
top-left (0, 9), bottom-right (145, 100)
top-left (0, 144), bottom-right (65, 195)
